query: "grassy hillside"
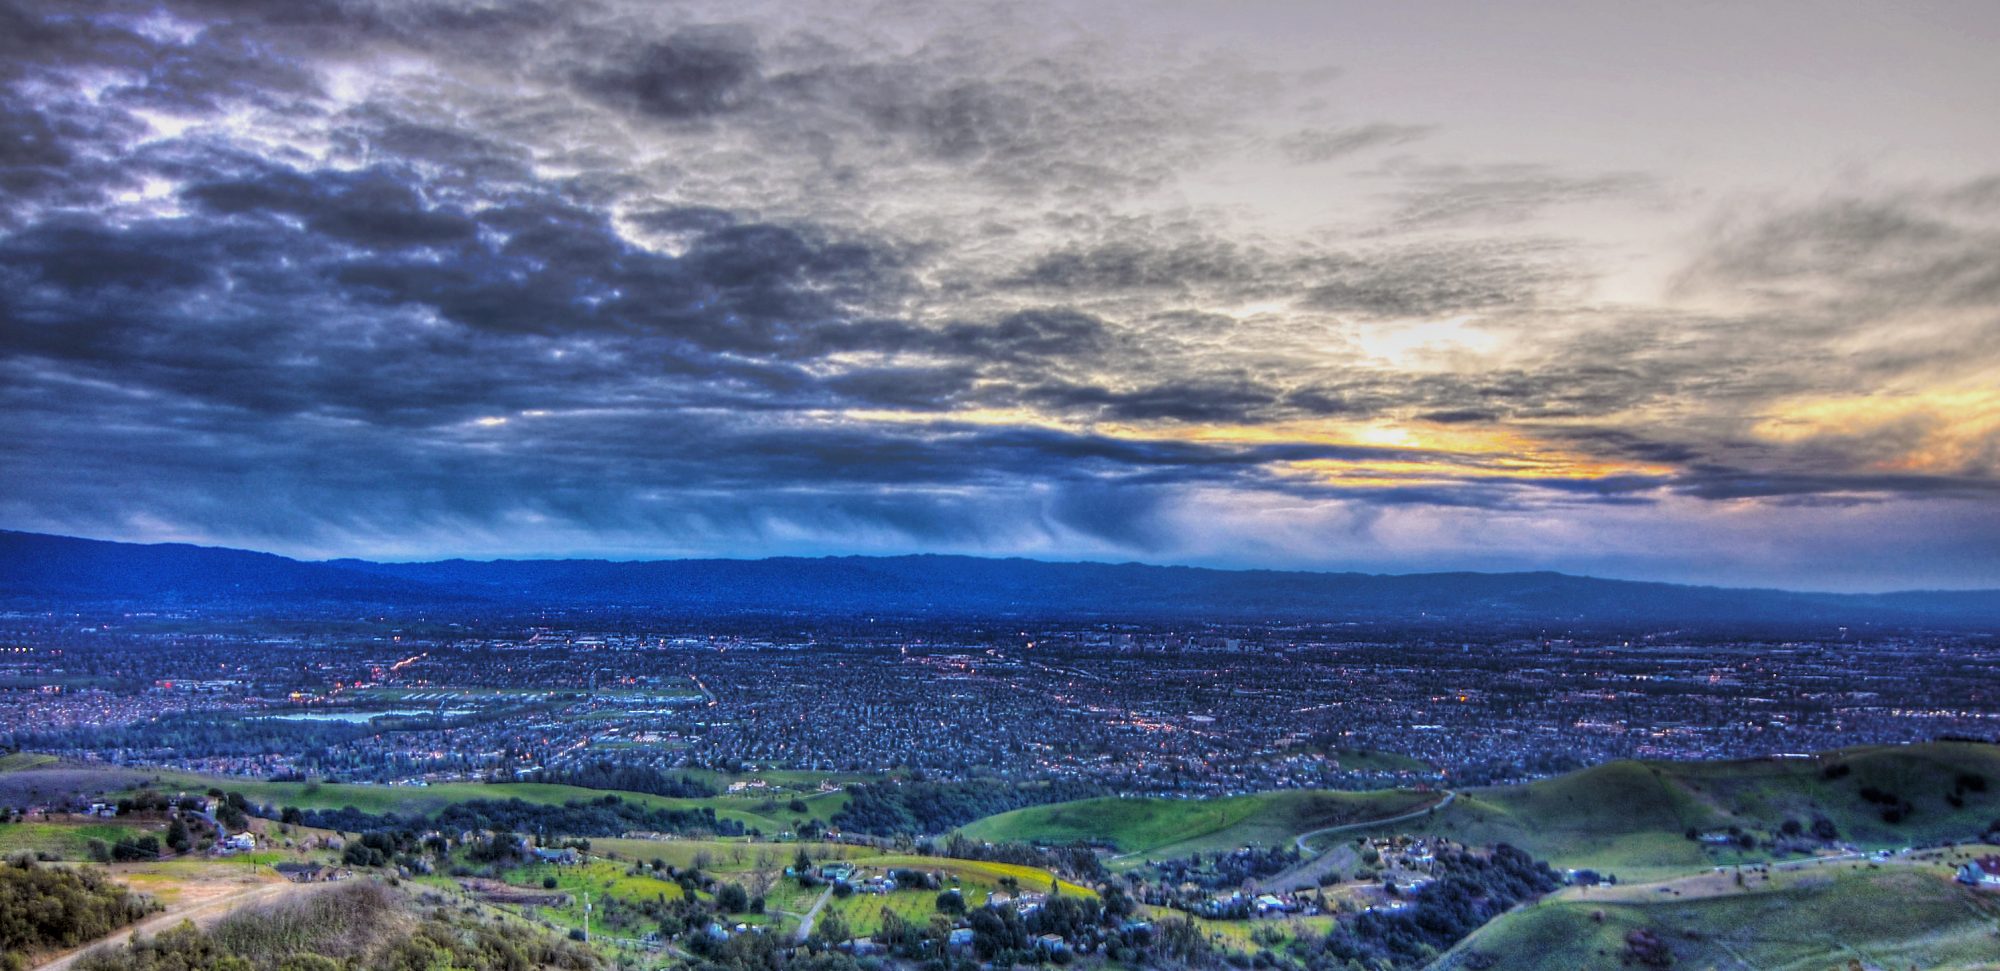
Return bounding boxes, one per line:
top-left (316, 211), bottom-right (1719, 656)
top-left (958, 788), bottom-right (1437, 861)
top-left (0, 819), bottom-right (154, 860)
top-left (1439, 849), bottom-right (2000, 971)
top-left (132, 771), bottom-right (851, 835)
top-left (1366, 741), bottom-right (2000, 881)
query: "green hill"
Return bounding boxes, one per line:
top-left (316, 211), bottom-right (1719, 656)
top-left (1367, 741), bottom-right (2000, 881)
top-left (958, 788), bottom-right (1438, 861)
top-left (1438, 849), bottom-right (2000, 971)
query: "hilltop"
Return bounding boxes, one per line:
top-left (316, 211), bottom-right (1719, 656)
top-left (1372, 740), bottom-right (2000, 881)
top-left (5, 530), bottom-right (1998, 630)
top-left (952, 741), bottom-right (2000, 884)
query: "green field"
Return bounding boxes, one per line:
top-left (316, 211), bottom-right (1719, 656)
top-left (1439, 856), bottom-right (2000, 970)
top-left (1326, 749), bottom-right (1434, 774)
top-left (0, 819), bottom-right (153, 860)
top-left (586, 837), bottom-right (866, 871)
top-left (129, 771), bottom-right (851, 836)
top-left (958, 788), bottom-right (1438, 862)
top-left (813, 854), bottom-right (1097, 937)
top-left (0, 752), bottom-right (58, 772)
top-left (1362, 741), bottom-right (2000, 881)
top-left (492, 858), bottom-right (690, 939)
top-left (479, 846), bottom-right (1091, 941)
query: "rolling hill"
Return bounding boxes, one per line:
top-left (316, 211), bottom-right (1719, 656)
top-left (1436, 852), bottom-right (2000, 971)
top-left (953, 742), bottom-right (2000, 882)
top-left (1370, 741), bottom-right (2000, 881)
top-left (4, 529), bottom-right (1998, 629)
top-left (957, 788), bottom-right (1441, 861)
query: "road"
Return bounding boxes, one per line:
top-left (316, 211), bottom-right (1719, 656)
top-left (1268, 791), bottom-right (1457, 892)
top-left (33, 879), bottom-right (330, 971)
top-left (792, 883), bottom-right (836, 944)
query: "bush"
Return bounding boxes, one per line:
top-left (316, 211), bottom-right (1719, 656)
top-left (0, 860), bottom-right (159, 956)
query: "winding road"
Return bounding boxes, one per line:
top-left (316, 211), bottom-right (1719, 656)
top-left (792, 883), bottom-right (836, 944)
top-left (1267, 791), bottom-right (1457, 892)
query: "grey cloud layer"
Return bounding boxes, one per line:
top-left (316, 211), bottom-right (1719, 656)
top-left (1, 0), bottom-right (1996, 584)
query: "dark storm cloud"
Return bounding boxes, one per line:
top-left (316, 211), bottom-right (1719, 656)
top-left (573, 28), bottom-right (761, 119)
top-left (1025, 380), bottom-right (1279, 424)
top-left (0, 0), bottom-right (1993, 580)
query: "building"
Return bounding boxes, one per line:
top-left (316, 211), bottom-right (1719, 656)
top-left (1956, 857), bottom-right (2000, 888)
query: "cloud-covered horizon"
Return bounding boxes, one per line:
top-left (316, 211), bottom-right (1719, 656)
top-left (3, 0), bottom-right (1998, 591)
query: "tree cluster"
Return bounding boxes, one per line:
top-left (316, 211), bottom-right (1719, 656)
top-left (0, 859), bottom-right (158, 965)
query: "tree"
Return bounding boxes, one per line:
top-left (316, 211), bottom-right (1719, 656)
top-left (165, 818), bottom-right (191, 854)
top-left (812, 909), bottom-right (851, 950)
top-left (716, 883), bottom-right (749, 913)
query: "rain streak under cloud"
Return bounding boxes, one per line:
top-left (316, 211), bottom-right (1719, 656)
top-left (2, 0), bottom-right (1998, 590)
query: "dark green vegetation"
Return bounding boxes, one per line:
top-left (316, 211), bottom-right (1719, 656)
top-left (1375, 741), bottom-right (2000, 881)
top-left (0, 859), bottom-right (158, 968)
top-left (70, 881), bottom-right (602, 971)
top-left (1317, 845), bottom-right (1562, 970)
top-left (293, 794), bottom-right (748, 840)
top-left (528, 761), bottom-right (717, 799)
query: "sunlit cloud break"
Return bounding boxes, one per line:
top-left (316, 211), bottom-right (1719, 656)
top-left (1, 0), bottom-right (1997, 590)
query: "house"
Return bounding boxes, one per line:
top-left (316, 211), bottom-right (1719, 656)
top-left (946, 928), bottom-right (976, 953)
top-left (1253, 894), bottom-right (1290, 915)
top-left (1957, 857), bottom-right (2000, 888)
top-left (274, 862), bottom-right (352, 883)
top-left (1034, 934), bottom-right (1068, 955)
top-left (533, 847), bottom-right (580, 865)
top-left (222, 833), bottom-right (256, 852)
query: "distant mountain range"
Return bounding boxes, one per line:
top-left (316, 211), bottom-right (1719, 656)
top-left (1, 529), bottom-right (1996, 631)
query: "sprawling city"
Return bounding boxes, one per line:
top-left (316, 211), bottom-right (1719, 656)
top-left (4, 1), bottom-right (1999, 969)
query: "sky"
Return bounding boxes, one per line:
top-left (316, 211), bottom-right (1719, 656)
top-left (3, 0), bottom-right (1998, 591)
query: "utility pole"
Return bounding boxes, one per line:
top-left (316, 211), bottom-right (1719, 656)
top-left (583, 891), bottom-right (591, 943)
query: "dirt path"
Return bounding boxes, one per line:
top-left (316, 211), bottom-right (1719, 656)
top-left (792, 884), bottom-right (836, 944)
top-left (1267, 791), bottom-right (1456, 892)
top-left (33, 879), bottom-right (330, 971)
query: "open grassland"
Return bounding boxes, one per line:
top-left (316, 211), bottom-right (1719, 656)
top-left (0, 752), bottom-right (59, 772)
top-left (1362, 741), bottom-right (2000, 882)
top-left (1438, 857), bottom-right (2000, 971)
top-left (958, 789), bottom-right (1437, 863)
top-left (0, 819), bottom-right (153, 860)
top-left (0, 766), bottom-right (157, 809)
top-left (1325, 749), bottom-right (1433, 774)
top-left (1180, 913), bottom-right (1340, 952)
top-left (104, 854), bottom-right (291, 907)
top-left (130, 771), bottom-right (851, 835)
